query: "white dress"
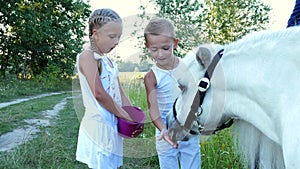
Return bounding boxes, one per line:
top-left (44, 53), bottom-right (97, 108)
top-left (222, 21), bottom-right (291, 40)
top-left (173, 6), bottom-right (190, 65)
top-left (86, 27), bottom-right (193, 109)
top-left (75, 52), bottom-right (123, 169)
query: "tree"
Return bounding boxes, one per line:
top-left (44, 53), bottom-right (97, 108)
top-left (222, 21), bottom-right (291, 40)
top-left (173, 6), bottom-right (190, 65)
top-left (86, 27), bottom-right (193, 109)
top-left (140, 0), bottom-right (270, 55)
top-left (196, 0), bottom-right (271, 44)
top-left (147, 0), bottom-right (203, 57)
top-left (0, 0), bottom-right (90, 78)
top-left (130, 0), bottom-right (202, 61)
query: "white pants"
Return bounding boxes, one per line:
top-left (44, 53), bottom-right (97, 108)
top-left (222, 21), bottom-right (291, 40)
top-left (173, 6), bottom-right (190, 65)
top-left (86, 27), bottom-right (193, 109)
top-left (156, 135), bottom-right (201, 169)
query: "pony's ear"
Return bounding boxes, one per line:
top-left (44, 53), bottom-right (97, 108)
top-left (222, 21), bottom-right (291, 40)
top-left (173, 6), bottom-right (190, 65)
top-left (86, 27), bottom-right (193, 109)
top-left (196, 47), bottom-right (212, 68)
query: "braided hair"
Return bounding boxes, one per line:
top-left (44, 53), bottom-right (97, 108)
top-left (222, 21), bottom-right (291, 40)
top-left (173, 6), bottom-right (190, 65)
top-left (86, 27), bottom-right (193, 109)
top-left (88, 8), bottom-right (122, 51)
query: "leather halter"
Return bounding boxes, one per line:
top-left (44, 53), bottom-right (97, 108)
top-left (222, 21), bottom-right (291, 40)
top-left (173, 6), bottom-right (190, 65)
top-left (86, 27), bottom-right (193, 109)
top-left (171, 49), bottom-right (233, 134)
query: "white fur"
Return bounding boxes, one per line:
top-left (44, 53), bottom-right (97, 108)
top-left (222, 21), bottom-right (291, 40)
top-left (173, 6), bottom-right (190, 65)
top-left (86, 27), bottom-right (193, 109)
top-left (170, 26), bottom-right (300, 169)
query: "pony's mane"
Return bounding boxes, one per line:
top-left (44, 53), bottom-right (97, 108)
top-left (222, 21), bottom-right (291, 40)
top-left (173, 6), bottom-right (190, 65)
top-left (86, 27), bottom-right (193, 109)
top-left (233, 121), bottom-right (285, 169)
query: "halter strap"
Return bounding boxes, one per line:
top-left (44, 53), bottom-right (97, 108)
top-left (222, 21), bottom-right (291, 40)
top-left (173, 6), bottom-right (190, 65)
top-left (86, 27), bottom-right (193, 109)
top-left (197, 49), bottom-right (234, 133)
top-left (171, 49), bottom-right (224, 135)
top-left (198, 49), bottom-right (224, 106)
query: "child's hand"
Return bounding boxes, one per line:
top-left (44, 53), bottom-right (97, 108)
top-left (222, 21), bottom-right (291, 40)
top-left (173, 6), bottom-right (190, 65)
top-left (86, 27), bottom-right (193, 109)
top-left (158, 128), bottom-right (178, 148)
top-left (120, 110), bottom-right (134, 122)
top-left (132, 125), bottom-right (144, 137)
top-left (124, 115), bottom-right (134, 122)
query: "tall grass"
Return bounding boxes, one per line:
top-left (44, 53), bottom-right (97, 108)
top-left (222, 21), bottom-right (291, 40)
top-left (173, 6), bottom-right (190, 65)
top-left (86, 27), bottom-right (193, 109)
top-left (0, 73), bottom-right (244, 168)
top-left (120, 72), bottom-right (159, 169)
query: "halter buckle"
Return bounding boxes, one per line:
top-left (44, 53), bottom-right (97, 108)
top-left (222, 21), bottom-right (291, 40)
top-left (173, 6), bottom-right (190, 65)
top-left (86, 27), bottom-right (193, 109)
top-left (195, 106), bottom-right (203, 117)
top-left (198, 77), bottom-right (210, 92)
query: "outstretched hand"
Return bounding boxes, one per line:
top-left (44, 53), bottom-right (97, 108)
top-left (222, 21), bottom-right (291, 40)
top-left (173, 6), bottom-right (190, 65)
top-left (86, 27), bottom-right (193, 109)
top-left (158, 128), bottom-right (178, 148)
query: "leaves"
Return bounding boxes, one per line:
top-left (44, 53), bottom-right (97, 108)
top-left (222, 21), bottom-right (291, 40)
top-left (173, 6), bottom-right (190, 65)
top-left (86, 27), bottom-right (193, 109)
top-left (140, 0), bottom-right (271, 56)
top-left (196, 0), bottom-right (271, 44)
top-left (152, 0), bottom-right (203, 57)
top-left (0, 0), bottom-right (91, 78)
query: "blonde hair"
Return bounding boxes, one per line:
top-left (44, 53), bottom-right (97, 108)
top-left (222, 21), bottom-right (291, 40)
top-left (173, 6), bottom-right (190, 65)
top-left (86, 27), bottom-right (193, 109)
top-left (87, 8), bottom-right (122, 51)
top-left (144, 17), bottom-right (176, 42)
top-left (88, 8), bottom-right (122, 36)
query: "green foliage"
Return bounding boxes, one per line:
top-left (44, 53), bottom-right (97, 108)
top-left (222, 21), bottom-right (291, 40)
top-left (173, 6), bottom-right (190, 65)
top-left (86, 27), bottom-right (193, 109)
top-left (197, 0), bottom-right (271, 44)
top-left (0, 75), bottom-right (72, 102)
top-left (0, 78), bottom-right (244, 168)
top-left (139, 0), bottom-right (271, 55)
top-left (201, 129), bottom-right (245, 169)
top-left (148, 0), bottom-right (203, 57)
top-left (131, 0), bottom-right (202, 60)
top-left (0, 0), bottom-right (91, 77)
top-left (34, 63), bottom-right (73, 90)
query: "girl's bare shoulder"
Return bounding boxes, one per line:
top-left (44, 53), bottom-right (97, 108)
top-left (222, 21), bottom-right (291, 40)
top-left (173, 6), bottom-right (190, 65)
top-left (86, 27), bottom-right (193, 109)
top-left (144, 70), bottom-right (156, 86)
top-left (79, 50), bottom-right (95, 62)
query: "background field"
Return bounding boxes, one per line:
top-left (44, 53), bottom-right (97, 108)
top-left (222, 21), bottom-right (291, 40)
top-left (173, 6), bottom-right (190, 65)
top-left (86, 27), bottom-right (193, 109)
top-left (0, 73), bottom-right (244, 169)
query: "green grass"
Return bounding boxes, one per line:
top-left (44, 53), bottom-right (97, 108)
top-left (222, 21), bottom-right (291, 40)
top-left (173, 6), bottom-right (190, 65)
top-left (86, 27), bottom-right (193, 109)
top-left (0, 76), bottom-right (244, 169)
top-left (0, 93), bottom-right (70, 135)
top-left (200, 130), bottom-right (244, 169)
top-left (0, 76), bottom-right (72, 102)
top-left (0, 97), bottom-right (86, 169)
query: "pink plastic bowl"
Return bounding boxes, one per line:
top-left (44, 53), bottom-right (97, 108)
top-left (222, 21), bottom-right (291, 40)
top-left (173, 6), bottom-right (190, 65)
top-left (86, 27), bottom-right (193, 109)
top-left (118, 106), bottom-right (145, 138)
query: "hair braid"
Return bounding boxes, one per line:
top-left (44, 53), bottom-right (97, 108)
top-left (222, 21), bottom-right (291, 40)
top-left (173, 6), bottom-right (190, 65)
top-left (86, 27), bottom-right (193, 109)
top-left (88, 8), bottom-right (122, 52)
top-left (88, 8), bottom-right (122, 37)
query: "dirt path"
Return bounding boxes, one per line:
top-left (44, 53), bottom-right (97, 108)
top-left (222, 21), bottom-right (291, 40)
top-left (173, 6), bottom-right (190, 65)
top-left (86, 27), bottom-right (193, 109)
top-left (0, 93), bottom-right (70, 152)
top-left (0, 92), bottom-right (64, 109)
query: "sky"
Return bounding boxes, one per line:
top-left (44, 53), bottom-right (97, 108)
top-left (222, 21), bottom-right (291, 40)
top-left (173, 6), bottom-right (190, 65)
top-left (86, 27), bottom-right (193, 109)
top-left (87, 0), bottom-right (296, 61)
top-left (89, 0), bottom-right (295, 30)
top-left (88, 0), bottom-right (156, 18)
top-left (262, 0), bottom-right (295, 30)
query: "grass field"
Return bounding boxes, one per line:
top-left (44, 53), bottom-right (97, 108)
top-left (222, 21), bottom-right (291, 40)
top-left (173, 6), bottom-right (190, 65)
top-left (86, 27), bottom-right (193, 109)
top-left (0, 73), bottom-right (245, 169)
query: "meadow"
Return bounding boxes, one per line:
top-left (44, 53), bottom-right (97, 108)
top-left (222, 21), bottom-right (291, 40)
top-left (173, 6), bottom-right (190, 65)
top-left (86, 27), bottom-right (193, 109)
top-left (0, 73), bottom-right (244, 169)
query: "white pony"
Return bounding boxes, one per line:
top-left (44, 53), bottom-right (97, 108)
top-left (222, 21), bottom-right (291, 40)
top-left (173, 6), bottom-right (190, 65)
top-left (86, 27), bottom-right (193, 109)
top-left (166, 26), bottom-right (300, 169)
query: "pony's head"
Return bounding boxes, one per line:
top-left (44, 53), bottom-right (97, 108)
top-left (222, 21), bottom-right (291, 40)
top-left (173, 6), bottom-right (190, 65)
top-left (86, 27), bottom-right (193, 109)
top-left (166, 44), bottom-right (232, 142)
top-left (167, 27), bottom-right (300, 168)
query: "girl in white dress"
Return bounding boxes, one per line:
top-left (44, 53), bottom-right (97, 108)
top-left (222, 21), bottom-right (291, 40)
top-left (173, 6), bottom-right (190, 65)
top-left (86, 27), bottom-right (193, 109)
top-left (75, 8), bottom-right (142, 169)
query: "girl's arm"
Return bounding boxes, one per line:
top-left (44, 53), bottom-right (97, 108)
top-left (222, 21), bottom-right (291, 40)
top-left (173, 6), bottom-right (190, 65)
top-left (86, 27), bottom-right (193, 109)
top-left (79, 50), bottom-right (133, 121)
top-left (144, 70), bottom-right (177, 148)
top-left (118, 78), bottom-right (132, 106)
top-left (144, 70), bottom-right (165, 131)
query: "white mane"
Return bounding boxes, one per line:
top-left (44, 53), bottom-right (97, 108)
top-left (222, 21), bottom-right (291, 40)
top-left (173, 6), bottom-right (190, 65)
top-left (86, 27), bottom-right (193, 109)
top-left (233, 121), bottom-right (285, 169)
